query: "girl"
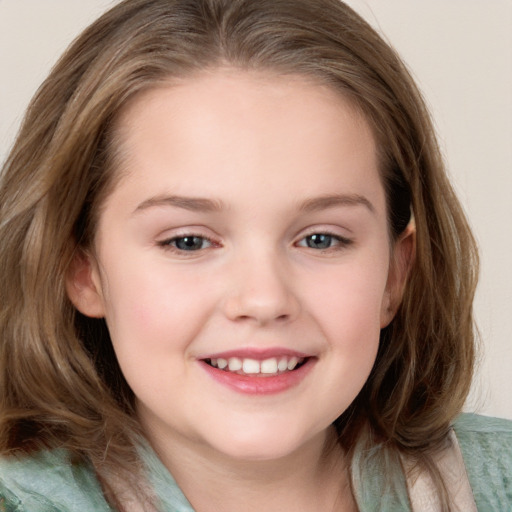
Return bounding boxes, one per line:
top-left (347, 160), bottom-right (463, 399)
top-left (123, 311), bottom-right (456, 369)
top-left (0, 0), bottom-right (510, 511)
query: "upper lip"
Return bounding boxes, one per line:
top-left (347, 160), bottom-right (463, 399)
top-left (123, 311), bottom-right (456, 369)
top-left (198, 347), bottom-right (313, 361)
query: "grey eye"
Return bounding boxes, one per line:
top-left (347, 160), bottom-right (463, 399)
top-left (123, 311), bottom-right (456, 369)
top-left (304, 234), bottom-right (335, 249)
top-left (172, 236), bottom-right (210, 251)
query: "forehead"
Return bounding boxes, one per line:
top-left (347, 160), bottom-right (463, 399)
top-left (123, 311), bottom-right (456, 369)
top-left (115, 69), bottom-right (374, 156)
top-left (105, 68), bottom-right (383, 213)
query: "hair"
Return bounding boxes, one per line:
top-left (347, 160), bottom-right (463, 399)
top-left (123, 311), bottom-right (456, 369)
top-left (0, 0), bottom-right (478, 509)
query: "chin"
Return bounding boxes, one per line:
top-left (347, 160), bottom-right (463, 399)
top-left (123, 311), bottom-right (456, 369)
top-left (214, 440), bottom-right (301, 463)
top-left (202, 422), bottom-right (321, 463)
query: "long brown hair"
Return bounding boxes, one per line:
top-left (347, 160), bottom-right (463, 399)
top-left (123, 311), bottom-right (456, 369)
top-left (0, 0), bottom-right (478, 509)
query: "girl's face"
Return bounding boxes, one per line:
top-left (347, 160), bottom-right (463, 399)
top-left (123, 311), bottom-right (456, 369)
top-left (68, 70), bottom-right (412, 463)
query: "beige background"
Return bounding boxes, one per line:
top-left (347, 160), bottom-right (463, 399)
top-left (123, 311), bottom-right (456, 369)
top-left (1, 0), bottom-right (511, 420)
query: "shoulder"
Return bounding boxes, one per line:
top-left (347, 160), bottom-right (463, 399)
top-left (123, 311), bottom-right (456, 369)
top-left (453, 412), bottom-right (512, 434)
top-left (0, 449), bottom-right (113, 512)
top-left (453, 412), bottom-right (512, 450)
top-left (453, 413), bottom-right (512, 510)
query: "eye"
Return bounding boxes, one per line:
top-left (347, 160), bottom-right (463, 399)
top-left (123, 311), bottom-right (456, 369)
top-left (297, 233), bottom-right (352, 250)
top-left (160, 235), bottom-right (213, 252)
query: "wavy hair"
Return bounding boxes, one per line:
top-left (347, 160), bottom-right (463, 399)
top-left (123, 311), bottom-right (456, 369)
top-left (0, 0), bottom-right (478, 509)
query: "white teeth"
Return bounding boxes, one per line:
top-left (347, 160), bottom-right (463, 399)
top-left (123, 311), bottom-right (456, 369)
top-left (208, 355), bottom-right (305, 375)
top-left (260, 358), bottom-right (278, 374)
top-left (242, 359), bottom-right (260, 374)
top-left (228, 357), bottom-right (243, 371)
top-left (287, 356), bottom-right (299, 370)
top-left (277, 357), bottom-right (288, 372)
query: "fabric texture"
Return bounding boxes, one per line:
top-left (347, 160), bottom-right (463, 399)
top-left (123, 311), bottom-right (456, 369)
top-left (0, 413), bottom-right (510, 511)
top-left (403, 430), bottom-right (477, 512)
top-left (453, 414), bottom-right (512, 510)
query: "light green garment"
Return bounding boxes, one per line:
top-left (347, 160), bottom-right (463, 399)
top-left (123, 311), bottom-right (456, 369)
top-left (0, 414), bottom-right (510, 511)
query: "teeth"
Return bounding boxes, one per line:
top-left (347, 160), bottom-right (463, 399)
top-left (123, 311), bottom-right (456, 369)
top-left (277, 357), bottom-right (288, 372)
top-left (228, 357), bottom-right (242, 371)
top-left (242, 359), bottom-right (260, 374)
top-left (260, 358), bottom-right (278, 374)
top-left (208, 356), bottom-right (305, 376)
top-left (287, 356), bottom-right (299, 370)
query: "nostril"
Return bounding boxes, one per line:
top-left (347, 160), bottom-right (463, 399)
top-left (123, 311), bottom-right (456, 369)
top-left (234, 314), bottom-right (251, 322)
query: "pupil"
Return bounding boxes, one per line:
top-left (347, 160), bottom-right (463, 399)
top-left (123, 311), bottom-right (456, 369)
top-left (308, 234), bottom-right (331, 249)
top-left (177, 236), bottom-right (203, 250)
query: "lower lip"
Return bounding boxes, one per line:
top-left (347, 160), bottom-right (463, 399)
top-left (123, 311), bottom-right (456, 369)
top-left (199, 358), bottom-right (315, 395)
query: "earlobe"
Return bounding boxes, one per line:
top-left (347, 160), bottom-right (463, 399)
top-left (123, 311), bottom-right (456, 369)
top-left (380, 222), bottom-right (416, 328)
top-left (65, 249), bottom-right (105, 318)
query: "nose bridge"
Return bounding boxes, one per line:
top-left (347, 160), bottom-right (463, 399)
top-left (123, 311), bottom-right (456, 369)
top-left (222, 242), bottom-right (300, 324)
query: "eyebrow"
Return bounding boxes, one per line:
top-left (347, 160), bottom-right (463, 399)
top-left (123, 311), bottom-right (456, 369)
top-left (133, 195), bottom-right (225, 214)
top-left (133, 192), bottom-right (375, 215)
top-left (298, 194), bottom-right (375, 214)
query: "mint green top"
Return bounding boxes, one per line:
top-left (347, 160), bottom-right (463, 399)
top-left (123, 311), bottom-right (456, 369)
top-left (0, 414), bottom-right (510, 511)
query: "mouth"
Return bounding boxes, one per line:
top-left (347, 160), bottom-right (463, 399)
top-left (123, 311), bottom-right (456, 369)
top-left (198, 351), bottom-right (315, 395)
top-left (204, 355), bottom-right (309, 376)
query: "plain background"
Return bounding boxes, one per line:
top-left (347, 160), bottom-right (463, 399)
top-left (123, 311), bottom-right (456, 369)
top-left (0, 0), bottom-right (511, 420)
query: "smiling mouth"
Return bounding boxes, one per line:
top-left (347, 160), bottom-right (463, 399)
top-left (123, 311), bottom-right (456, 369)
top-left (204, 356), bottom-right (308, 376)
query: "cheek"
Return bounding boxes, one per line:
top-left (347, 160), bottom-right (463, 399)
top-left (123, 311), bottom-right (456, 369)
top-left (305, 257), bottom-right (389, 331)
top-left (300, 254), bottom-right (388, 392)
top-left (99, 261), bottom-right (214, 361)
top-left (99, 267), bottom-right (215, 401)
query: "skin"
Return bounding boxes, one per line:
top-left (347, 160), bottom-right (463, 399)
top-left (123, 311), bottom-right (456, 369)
top-left (68, 69), bottom-right (413, 511)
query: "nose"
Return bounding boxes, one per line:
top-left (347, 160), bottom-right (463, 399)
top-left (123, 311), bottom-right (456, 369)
top-left (222, 250), bottom-right (300, 325)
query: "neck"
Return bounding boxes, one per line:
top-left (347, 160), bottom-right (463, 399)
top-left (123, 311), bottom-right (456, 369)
top-left (147, 426), bottom-right (357, 512)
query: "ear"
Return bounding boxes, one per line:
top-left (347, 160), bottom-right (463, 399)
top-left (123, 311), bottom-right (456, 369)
top-left (380, 222), bottom-right (416, 328)
top-left (66, 249), bottom-right (106, 318)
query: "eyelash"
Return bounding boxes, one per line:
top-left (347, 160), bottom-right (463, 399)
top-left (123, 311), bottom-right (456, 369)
top-left (295, 232), bottom-right (353, 252)
top-left (157, 234), bottom-right (218, 253)
top-left (157, 231), bottom-right (353, 254)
